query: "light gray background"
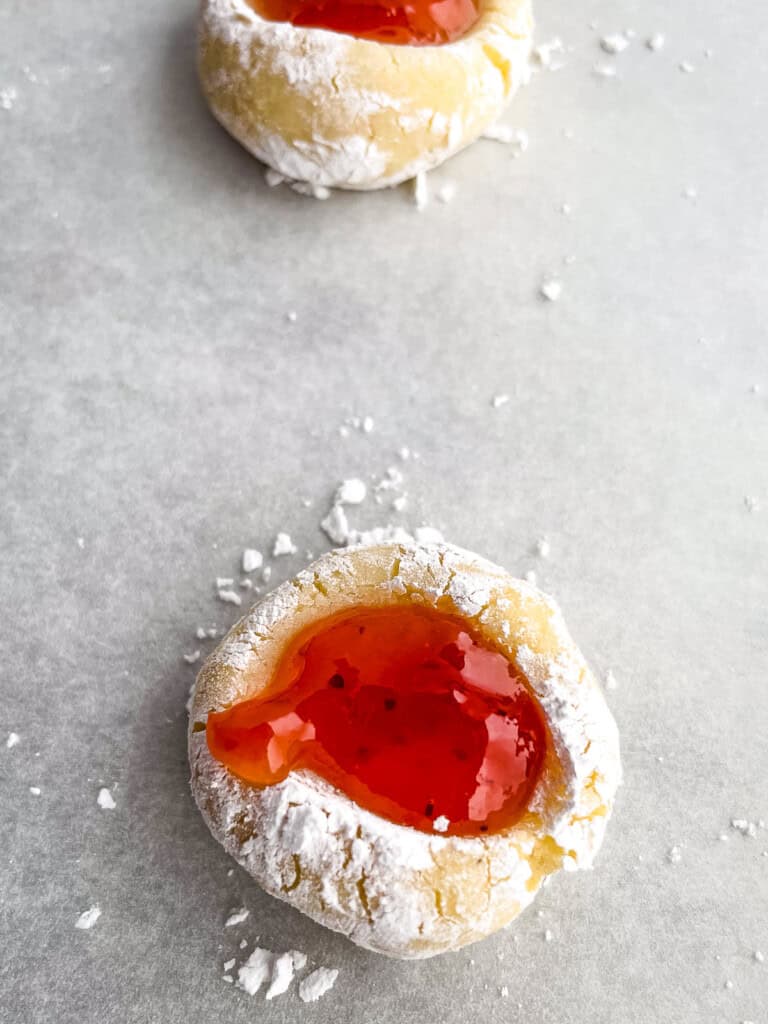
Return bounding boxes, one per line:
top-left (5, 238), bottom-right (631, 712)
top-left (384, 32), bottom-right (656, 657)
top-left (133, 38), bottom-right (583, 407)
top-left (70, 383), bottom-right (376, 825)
top-left (1, 0), bottom-right (767, 1021)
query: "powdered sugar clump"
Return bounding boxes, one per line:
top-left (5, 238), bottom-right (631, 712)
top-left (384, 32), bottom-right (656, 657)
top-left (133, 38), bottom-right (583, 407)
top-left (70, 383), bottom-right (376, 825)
top-left (97, 787), bottom-right (116, 810)
top-left (299, 967), bottom-right (339, 1003)
top-left (273, 533), bottom-right (298, 557)
top-left (6, 732), bottom-right (20, 749)
top-left (75, 906), bottom-right (101, 930)
top-left (225, 907), bottom-right (250, 927)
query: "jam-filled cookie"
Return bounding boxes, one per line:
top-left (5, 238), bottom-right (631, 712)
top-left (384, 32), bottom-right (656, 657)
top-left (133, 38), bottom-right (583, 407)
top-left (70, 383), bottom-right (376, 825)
top-left (197, 0), bottom-right (533, 190)
top-left (189, 542), bottom-right (621, 959)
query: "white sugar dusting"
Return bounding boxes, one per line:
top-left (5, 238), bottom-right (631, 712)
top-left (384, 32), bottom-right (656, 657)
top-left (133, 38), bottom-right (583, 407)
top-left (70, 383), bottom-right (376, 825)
top-left (273, 532), bottom-right (298, 556)
top-left (97, 787), bottom-right (116, 810)
top-left (225, 907), bottom-right (250, 927)
top-left (75, 906), bottom-right (101, 930)
top-left (600, 34), bottom-right (630, 54)
top-left (540, 279), bottom-right (563, 302)
top-left (6, 732), bottom-right (20, 749)
top-left (335, 479), bottom-right (367, 505)
top-left (413, 172), bottom-right (429, 212)
top-left (242, 549), bottom-right (264, 573)
top-left (299, 967), bottom-right (339, 1003)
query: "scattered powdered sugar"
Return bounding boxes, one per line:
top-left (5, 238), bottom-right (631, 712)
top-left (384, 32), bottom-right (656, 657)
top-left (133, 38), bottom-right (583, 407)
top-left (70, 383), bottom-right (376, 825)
top-left (646, 32), bottom-right (665, 51)
top-left (731, 818), bottom-right (762, 838)
top-left (482, 124), bottom-right (528, 156)
top-left (97, 787), bottom-right (116, 810)
top-left (225, 907), bottom-right (250, 927)
top-left (75, 906), bottom-right (101, 930)
top-left (29, 786), bottom-right (41, 796)
top-left (218, 589), bottom-right (243, 607)
top-left (436, 181), bottom-right (457, 204)
top-left (413, 171), bottom-right (429, 212)
top-left (679, 61), bottom-right (695, 73)
top-left (531, 38), bottom-right (564, 70)
top-left (273, 533), bottom-right (298, 557)
top-left (600, 33), bottom-right (630, 54)
top-left (534, 537), bottom-right (550, 558)
top-left (237, 946), bottom-right (318, 1000)
top-left (744, 496), bottom-right (760, 513)
top-left (605, 670), bottom-right (618, 691)
top-left (299, 967), bottom-right (339, 1003)
top-left (266, 950), bottom-right (306, 999)
top-left (223, 958), bottom-right (236, 971)
top-left (6, 732), bottom-right (20, 749)
top-left (755, 950), bottom-right (765, 963)
top-left (432, 815), bottom-right (450, 833)
top-left (544, 928), bottom-right (554, 942)
top-left (183, 650), bottom-right (201, 664)
top-left (238, 947), bottom-right (273, 995)
top-left (321, 503), bottom-right (350, 546)
top-left (540, 279), bottom-right (563, 302)
top-left (667, 845), bottom-right (682, 864)
top-left (335, 479), bottom-right (367, 505)
top-left (0, 86), bottom-right (17, 111)
top-left (592, 63), bottom-right (617, 78)
top-left (500, 985), bottom-right (509, 998)
top-left (242, 549), bottom-right (264, 573)
top-left (492, 394), bottom-right (510, 409)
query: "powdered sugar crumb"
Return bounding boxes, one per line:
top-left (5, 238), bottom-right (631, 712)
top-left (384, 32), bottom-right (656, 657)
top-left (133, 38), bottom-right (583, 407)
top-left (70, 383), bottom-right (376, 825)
top-left (605, 670), bottom-right (618, 691)
top-left (218, 589), bottom-right (242, 607)
top-left (437, 182), bottom-right (457, 204)
top-left (540, 279), bottom-right (563, 302)
top-left (6, 732), bottom-right (20, 749)
top-left (592, 63), bottom-right (617, 78)
top-left (646, 33), bottom-right (665, 51)
top-left (482, 124), bottom-right (528, 156)
top-left (242, 549), bottom-right (264, 573)
top-left (492, 394), bottom-right (510, 408)
top-left (183, 650), bottom-right (201, 664)
top-left (29, 786), bottom-right (41, 796)
top-left (600, 33), bottom-right (630, 54)
top-left (335, 479), bottom-right (367, 505)
top-left (432, 815), bottom-right (450, 833)
top-left (413, 171), bottom-right (429, 211)
top-left (97, 787), bottom-right (116, 810)
top-left (225, 907), bottom-right (250, 927)
top-left (667, 845), bottom-right (682, 864)
top-left (299, 967), bottom-right (339, 1003)
top-left (75, 906), bottom-right (101, 930)
top-left (273, 533), bottom-right (298, 557)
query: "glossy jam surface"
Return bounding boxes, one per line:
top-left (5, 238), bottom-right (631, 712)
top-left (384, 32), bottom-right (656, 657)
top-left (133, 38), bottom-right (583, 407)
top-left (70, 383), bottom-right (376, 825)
top-left (247, 0), bottom-right (480, 46)
top-left (207, 606), bottom-right (547, 836)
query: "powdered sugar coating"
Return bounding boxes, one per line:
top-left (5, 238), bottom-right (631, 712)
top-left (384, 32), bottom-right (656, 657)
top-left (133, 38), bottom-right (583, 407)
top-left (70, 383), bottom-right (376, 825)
top-left (189, 541), bottom-right (621, 958)
top-left (198, 0), bottom-right (534, 190)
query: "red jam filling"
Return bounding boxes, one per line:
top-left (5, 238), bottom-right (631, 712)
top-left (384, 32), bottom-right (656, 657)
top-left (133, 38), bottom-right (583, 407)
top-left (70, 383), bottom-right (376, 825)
top-left (247, 0), bottom-right (480, 46)
top-left (206, 606), bottom-right (547, 837)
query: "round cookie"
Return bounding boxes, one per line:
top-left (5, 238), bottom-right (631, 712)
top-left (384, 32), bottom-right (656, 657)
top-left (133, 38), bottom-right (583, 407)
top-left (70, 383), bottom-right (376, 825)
top-left (197, 0), bottom-right (534, 190)
top-left (189, 541), bottom-right (621, 958)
